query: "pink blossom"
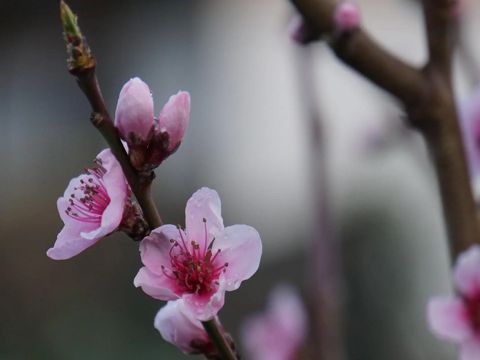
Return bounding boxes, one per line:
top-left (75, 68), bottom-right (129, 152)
top-left (115, 77), bottom-right (155, 143)
top-left (334, 2), bottom-right (361, 32)
top-left (287, 14), bottom-right (319, 45)
top-left (427, 245), bottom-right (480, 360)
top-left (47, 149), bottom-right (129, 260)
top-left (241, 286), bottom-right (307, 360)
top-left (154, 300), bottom-right (215, 355)
top-left (459, 88), bottom-right (480, 199)
top-left (134, 187), bottom-right (262, 321)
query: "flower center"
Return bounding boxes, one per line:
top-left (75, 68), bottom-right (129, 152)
top-left (161, 220), bottom-right (228, 295)
top-left (65, 167), bottom-right (110, 223)
top-left (466, 293), bottom-right (480, 332)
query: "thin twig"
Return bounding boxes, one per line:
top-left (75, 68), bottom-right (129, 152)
top-left (202, 319), bottom-right (237, 360)
top-left (295, 47), bottom-right (344, 360)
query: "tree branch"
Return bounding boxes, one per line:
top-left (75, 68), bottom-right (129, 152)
top-left (295, 48), bottom-right (345, 360)
top-left (290, 0), bottom-right (425, 105)
top-left (290, 0), bottom-right (479, 261)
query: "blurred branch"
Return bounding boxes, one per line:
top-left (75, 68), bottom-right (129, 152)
top-left (290, 0), bottom-right (424, 105)
top-left (295, 48), bottom-right (344, 360)
top-left (290, 0), bottom-right (479, 262)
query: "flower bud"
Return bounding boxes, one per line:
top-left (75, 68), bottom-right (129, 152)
top-left (334, 2), bottom-right (361, 32)
top-left (288, 14), bottom-right (319, 45)
top-left (115, 77), bottom-right (155, 143)
top-left (154, 300), bottom-right (213, 355)
top-left (157, 91), bottom-right (191, 152)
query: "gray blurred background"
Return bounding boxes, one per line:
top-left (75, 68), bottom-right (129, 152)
top-left (1, 0), bottom-right (479, 359)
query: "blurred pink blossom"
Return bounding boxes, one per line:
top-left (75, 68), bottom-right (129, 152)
top-left (134, 187), bottom-right (262, 321)
top-left (288, 14), bottom-right (319, 45)
top-left (427, 245), bottom-right (480, 360)
top-left (334, 2), bottom-right (361, 32)
top-left (154, 300), bottom-right (214, 355)
top-left (47, 149), bottom-right (129, 260)
top-left (459, 89), bottom-right (480, 199)
top-left (114, 77), bottom-right (190, 171)
top-left (242, 285), bottom-right (307, 360)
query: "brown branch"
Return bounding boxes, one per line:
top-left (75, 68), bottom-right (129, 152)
top-left (290, 0), bottom-right (425, 105)
top-left (422, 0), bottom-right (457, 79)
top-left (290, 0), bottom-right (479, 262)
top-left (295, 48), bottom-right (345, 360)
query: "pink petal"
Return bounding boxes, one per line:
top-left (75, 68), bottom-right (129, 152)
top-left (185, 187), bottom-right (224, 250)
top-left (460, 88), bottom-right (480, 179)
top-left (154, 300), bottom-right (208, 353)
top-left (182, 276), bottom-right (226, 321)
top-left (133, 267), bottom-right (179, 301)
top-left (46, 220), bottom-right (99, 260)
top-left (287, 14), bottom-right (319, 45)
top-left (157, 91), bottom-right (190, 151)
top-left (427, 297), bottom-right (472, 342)
top-left (214, 225), bottom-right (262, 291)
top-left (461, 339), bottom-right (480, 360)
top-left (454, 245), bottom-right (480, 297)
top-left (139, 225), bottom-right (183, 275)
top-left (269, 286), bottom-right (307, 340)
top-left (241, 285), bottom-right (306, 360)
top-left (115, 77), bottom-right (154, 141)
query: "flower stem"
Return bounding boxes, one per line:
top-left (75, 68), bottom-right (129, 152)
top-left (202, 319), bottom-right (237, 360)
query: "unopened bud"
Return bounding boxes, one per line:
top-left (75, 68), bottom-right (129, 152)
top-left (60, 0), bottom-right (95, 72)
top-left (157, 91), bottom-right (191, 152)
top-left (334, 2), bottom-right (361, 32)
top-left (288, 14), bottom-right (320, 45)
top-left (115, 77), bottom-right (155, 144)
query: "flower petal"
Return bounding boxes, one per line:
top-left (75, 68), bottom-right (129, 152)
top-left (185, 187), bottom-right (224, 250)
top-left (214, 225), bottom-right (262, 291)
top-left (46, 220), bottom-right (99, 260)
top-left (427, 296), bottom-right (472, 343)
top-left (133, 267), bottom-right (179, 301)
top-left (154, 300), bottom-right (208, 354)
top-left (183, 276), bottom-right (226, 321)
top-left (454, 245), bottom-right (480, 297)
top-left (139, 224), bottom-right (183, 275)
top-left (461, 339), bottom-right (480, 360)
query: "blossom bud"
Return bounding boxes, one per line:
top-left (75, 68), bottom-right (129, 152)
top-left (288, 14), bottom-right (319, 45)
top-left (334, 2), bottom-right (361, 32)
top-left (157, 91), bottom-right (191, 152)
top-left (60, 1), bottom-right (95, 73)
top-left (115, 77), bottom-right (155, 143)
top-left (154, 301), bottom-right (214, 355)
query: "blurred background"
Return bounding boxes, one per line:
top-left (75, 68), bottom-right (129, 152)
top-left (1, 0), bottom-right (480, 359)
